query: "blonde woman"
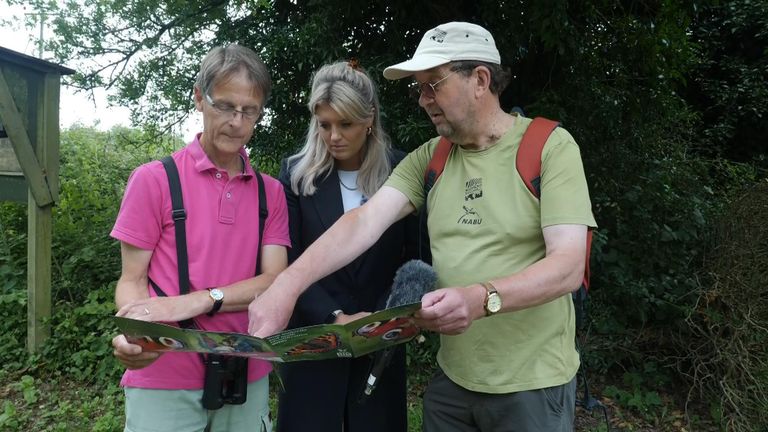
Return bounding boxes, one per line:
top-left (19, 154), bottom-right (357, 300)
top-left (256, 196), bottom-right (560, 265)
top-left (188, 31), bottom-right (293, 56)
top-left (276, 60), bottom-right (416, 432)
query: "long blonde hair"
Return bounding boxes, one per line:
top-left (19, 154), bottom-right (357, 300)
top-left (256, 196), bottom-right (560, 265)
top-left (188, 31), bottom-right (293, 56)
top-left (288, 61), bottom-right (392, 197)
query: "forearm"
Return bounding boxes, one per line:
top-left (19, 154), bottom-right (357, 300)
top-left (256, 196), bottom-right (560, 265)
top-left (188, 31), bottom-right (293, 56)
top-left (489, 251), bottom-right (584, 313)
top-left (415, 238), bottom-right (585, 334)
top-left (212, 244), bottom-right (287, 313)
top-left (216, 271), bottom-right (278, 312)
top-left (487, 224), bottom-right (587, 314)
top-left (115, 269), bottom-right (225, 317)
top-left (248, 188), bottom-right (413, 337)
top-left (115, 276), bottom-right (150, 310)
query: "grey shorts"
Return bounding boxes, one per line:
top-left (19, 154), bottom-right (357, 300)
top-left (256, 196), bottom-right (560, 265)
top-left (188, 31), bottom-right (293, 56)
top-left (124, 377), bottom-right (271, 432)
top-left (422, 369), bottom-right (576, 432)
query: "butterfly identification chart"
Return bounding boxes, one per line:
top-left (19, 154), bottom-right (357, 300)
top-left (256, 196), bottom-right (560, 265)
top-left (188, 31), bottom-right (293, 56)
top-left (114, 302), bottom-right (421, 362)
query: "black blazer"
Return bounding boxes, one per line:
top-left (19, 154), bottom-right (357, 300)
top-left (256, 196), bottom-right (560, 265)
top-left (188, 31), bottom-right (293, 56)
top-left (280, 150), bottom-right (418, 328)
top-left (276, 149), bottom-right (416, 432)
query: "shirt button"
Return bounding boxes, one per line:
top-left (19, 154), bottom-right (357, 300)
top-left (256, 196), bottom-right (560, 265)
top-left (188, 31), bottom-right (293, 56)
top-left (226, 192), bottom-right (232, 199)
top-left (215, 172), bottom-right (222, 179)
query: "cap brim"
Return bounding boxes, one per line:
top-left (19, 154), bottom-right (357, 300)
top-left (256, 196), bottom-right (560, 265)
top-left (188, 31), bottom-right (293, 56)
top-left (383, 55), bottom-right (451, 80)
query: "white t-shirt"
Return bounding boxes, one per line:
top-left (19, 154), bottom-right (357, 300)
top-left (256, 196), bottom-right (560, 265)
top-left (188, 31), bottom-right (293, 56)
top-left (337, 170), bottom-right (366, 212)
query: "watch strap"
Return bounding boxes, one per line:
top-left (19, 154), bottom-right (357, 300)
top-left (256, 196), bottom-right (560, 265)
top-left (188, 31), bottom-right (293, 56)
top-left (481, 281), bottom-right (499, 316)
top-left (206, 289), bottom-right (224, 316)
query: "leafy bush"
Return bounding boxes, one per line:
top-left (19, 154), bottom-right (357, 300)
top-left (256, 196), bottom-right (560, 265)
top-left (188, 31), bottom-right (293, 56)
top-left (687, 0), bottom-right (768, 167)
top-left (676, 181), bottom-right (768, 431)
top-left (0, 289), bottom-right (27, 372)
top-left (0, 202), bottom-right (27, 294)
top-left (51, 126), bottom-right (181, 304)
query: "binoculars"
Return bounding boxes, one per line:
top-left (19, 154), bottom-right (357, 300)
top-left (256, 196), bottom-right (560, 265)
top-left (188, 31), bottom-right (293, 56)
top-left (201, 354), bottom-right (248, 410)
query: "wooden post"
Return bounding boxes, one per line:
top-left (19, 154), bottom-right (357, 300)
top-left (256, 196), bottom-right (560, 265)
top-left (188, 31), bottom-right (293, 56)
top-left (27, 193), bottom-right (52, 352)
top-left (26, 72), bottom-right (60, 353)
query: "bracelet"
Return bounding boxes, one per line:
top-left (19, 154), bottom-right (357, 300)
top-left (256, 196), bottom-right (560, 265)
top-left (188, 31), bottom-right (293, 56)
top-left (326, 309), bottom-right (343, 324)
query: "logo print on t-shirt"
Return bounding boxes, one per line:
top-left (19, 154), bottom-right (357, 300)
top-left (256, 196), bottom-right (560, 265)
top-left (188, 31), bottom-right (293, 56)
top-left (465, 177), bottom-right (483, 201)
top-left (457, 205), bottom-right (482, 225)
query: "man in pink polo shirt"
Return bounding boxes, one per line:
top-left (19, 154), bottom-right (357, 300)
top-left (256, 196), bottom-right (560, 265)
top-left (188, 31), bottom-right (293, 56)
top-left (110, 44), bottom-right (290, 432)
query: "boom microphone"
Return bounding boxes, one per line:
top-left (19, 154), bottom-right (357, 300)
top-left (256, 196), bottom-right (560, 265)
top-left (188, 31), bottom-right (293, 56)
top-left (363, 260), bottom-right (436, 399)
top-left (385, 259), bottom-right (437, 309)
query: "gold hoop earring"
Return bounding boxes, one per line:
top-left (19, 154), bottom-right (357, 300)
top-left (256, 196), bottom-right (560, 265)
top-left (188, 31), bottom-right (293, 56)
top-left (366, 127), bottom-right (372, 136)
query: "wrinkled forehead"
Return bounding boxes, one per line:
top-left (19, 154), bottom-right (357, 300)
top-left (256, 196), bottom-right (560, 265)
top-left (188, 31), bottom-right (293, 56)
top-left (207, 70), bottom-right (264, 101)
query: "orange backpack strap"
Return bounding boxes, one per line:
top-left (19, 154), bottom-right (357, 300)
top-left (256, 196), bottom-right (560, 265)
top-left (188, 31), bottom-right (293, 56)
top-left (423, 137), bottom-right (453, 196)
top-left (516, 117), bottom-right (593, 293)
top-left (516, 117), bottom-right (560, 198)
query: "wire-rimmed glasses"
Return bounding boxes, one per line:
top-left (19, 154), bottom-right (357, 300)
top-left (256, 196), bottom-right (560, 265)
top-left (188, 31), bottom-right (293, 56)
top-left (204, 94), bottom-right (261, 121)
top-left (408, 71), bottom-right (457, 100)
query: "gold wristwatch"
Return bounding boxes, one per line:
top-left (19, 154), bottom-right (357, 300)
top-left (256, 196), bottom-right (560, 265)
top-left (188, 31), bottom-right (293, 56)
top-left (481, 282), bottom-right (502, 316)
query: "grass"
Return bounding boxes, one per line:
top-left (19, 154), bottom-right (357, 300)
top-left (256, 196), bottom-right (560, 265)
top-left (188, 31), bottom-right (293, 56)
top-left (0, 363), bottom-right (720, 432)
top-left (0, 364), bottom-right (430, 432)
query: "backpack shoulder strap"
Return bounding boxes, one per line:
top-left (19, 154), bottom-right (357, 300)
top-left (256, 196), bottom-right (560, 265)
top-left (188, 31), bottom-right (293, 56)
top-left (516, 117), bottom-right (594, 313)
top-left (254, 171), bottom-right (268, 275)
top-left (516, 117), bottom-right (560, 198)
top-left (159, 155), bottom-right (195, 329)
top-left (418, 137), bottom-right (453, 264)
top-left (423, 137), bottom-right (453, 196)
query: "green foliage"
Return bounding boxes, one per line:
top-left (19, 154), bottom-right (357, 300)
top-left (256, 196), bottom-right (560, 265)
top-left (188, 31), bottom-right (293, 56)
top-left (0, 202), bottom-right (27, 294)
top-left (0, 289), bottom-right (27, 372)
top-left (52, 126), bottom-right (181, 303)
top-left (592, 152), bottom-right (721, 327)
top-left (1, 125), bottom-right (180, 306)
top-left (0, 401), bottom-right (20, 430)
top-left (16, 375), bottom-right (38, 404)
top-left (687, 0), bottom-right (768, 167)
top-left (493, 0), bottom-right (739, 339)
top-left (604, 384), bottom-right (663, 415)
top-left (0, 376), bottom-right (124, 432)
top-left (42, 288), bottom-right (124, 382)
top-left (406, 333), bottom-right (439, 386)
top-left (604, 364), bottom-right (668, 416)
top-left (0, 285), bottom-right (124, 385)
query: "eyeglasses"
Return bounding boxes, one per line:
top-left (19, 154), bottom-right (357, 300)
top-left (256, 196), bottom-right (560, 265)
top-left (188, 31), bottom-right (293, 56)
top-left (205, 94), bottom-right (261, 121)
top-left (408, 71), bottom-right (457, 100)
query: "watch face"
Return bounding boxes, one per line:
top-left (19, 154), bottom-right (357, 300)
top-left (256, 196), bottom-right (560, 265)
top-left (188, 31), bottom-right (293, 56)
top-left (487, 294), bottom-right (502, 313)
top-left (210, 288), bottom-right (224, 301)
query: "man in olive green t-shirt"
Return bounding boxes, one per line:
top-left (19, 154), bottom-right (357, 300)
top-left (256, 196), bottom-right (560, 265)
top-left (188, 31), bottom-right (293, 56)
top-left (250, 22), bottom-right (596, 432)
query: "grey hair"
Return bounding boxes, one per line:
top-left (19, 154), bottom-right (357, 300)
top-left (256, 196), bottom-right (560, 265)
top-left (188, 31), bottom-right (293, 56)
top-left (450, 60), bottom-right (511, 95)
top-left (288, 61), bottom-right (392, 198)
top-left (195, 44), bottom-right (272, 102)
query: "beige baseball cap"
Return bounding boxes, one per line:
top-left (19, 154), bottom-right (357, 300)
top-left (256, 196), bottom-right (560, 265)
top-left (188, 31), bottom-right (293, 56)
top-left (383, 22), bottom-right (500, 80)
